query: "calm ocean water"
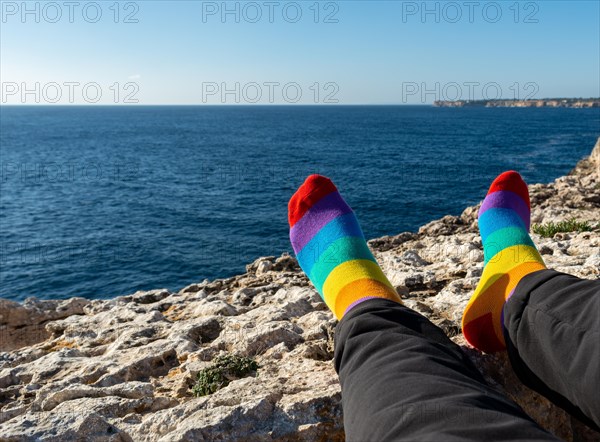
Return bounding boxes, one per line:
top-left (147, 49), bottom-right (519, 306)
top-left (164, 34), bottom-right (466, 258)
top-left (1, 106), bottom-right (598, 301)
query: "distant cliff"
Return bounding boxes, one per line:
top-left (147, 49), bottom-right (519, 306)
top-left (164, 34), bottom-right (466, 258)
top-left (434, 98), bottom-right (600, 108)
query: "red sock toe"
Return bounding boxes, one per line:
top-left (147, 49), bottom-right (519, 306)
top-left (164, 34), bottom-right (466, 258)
top-left (288, 174), bottom-right (337, 227)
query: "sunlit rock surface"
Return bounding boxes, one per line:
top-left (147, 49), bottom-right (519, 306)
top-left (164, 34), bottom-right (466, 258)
top-left (1, 139), bottom-right (598, 441)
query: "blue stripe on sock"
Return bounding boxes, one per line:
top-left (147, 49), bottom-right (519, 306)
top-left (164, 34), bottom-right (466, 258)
top-left (296, 212), bottom-right (364, 276)
top-left (479, 208), bottom-right (527, 244)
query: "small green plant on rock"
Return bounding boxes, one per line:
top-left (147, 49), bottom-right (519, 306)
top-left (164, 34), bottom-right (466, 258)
top-left (191, 354), bottom-right (259, 397)
top-left (532, 218), bottom-right (594, 238)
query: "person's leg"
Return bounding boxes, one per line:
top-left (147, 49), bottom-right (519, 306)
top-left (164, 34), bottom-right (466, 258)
top-left (335, 298), bottom-right (559, 441)
top-left (288, 174), bottom-right (402, 319)
top-left (289, 174), bottom-right (557, 441)
top-left (460, 170), bottom-right (599, 430)
top-left (503, 269), bottom-right (600, 431)
top-left (462, 171), bottom-right (546, 352)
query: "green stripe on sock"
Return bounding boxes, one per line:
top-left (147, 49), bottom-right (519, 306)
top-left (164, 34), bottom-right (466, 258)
top-left (483, 226), bottom-right (536, 265)
top-left (309, 236), bottom-right (377, 294)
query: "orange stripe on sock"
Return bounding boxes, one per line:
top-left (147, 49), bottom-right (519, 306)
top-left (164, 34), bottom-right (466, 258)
top-left (322, 259), bottom-right (394, 307)
top-left (333, 278), bottom-right (401, 319)
top-left (462, 261), bottom-right (546, 352)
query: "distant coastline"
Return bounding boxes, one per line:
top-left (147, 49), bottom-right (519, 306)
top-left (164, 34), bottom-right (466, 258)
top-left (433, 98), bottom-right (600, 108)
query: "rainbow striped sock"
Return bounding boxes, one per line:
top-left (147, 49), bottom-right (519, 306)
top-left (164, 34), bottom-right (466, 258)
top-left (288, 174), bottom-right (401, 319)
top-left (462, 171), bottom-right (546, 353)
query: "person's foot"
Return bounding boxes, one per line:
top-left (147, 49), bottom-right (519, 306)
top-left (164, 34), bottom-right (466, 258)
top-left (289, 174), bottom-right (401, 319)
top-left (462, 171), bottom-right (546, 352)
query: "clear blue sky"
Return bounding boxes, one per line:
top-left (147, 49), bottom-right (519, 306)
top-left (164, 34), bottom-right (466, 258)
top-left (1, 1), bottom-right (599, 104)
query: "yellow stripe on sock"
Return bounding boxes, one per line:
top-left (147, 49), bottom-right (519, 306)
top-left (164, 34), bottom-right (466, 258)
top-left (476, 244), bottom-right (544, 296)
top-left (322, 259), bottom-right (394, 310)
top-left (334, 278), bottom-right (400, 319)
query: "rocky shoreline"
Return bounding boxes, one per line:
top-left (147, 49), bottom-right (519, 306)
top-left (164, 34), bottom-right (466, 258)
top-left (1, 140), bottom-right (599, 441)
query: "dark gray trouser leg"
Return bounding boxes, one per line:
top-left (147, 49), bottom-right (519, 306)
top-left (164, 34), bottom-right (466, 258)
top-left (503, 269), bottom-right (600, 432)
top-left (334, 298), bottom-right (558, 441)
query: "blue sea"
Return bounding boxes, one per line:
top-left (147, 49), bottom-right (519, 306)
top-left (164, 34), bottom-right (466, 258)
top-left (1, 106), bottom-right (598, 301)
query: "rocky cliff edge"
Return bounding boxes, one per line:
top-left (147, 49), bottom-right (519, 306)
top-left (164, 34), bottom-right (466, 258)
top-left (1, 139), bottom-right (599, 441)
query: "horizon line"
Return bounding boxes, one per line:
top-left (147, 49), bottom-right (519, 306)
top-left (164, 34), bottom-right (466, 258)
top-left (2, 100), bottom-right (600, 107)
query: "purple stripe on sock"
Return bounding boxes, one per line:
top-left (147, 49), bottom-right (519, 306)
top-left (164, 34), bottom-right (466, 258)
top-left (500, 287), bottom-right (517, 331)
top-left (343, 296), bottom-right (381, 316)
top-left (506, 287), bottom-right (516, 301)
top-left (479, 190), bottom-right (530, 230)
top-left (289, 191), bottom-right (352, 253)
